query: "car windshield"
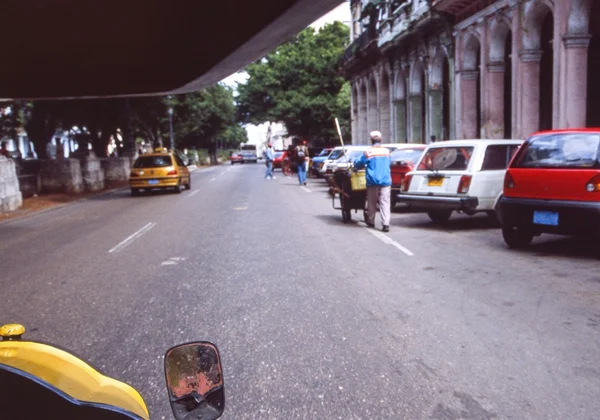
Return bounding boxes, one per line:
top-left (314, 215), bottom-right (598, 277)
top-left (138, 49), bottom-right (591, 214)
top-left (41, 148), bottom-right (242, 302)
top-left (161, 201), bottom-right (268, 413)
top-left (133, 156), bottom-right (173, 168)
top-left (337, 150), bottom-right (365, 162)
top-left (390, 149), bottom-right (424, 164)
top-left (513, 133), bottom-right (600, 168)
top-left (328, 149), bottom-right (346, 160)
top-left (418, 147), bottom-right (474, 171)
top-left (317, 149), bottom-right (331, 157)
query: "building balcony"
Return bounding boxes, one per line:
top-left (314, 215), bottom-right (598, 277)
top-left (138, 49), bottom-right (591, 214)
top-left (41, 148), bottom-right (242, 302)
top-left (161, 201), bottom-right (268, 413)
top-left (378, 0), bottom-right (431, 48)
top-left (342, 29), bottom-right (379, 65)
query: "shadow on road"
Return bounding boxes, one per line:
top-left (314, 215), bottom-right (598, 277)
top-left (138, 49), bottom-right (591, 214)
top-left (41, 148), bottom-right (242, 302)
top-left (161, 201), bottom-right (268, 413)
top-left (314, 213), bottom-right (364, 227)
top-left (517, 236), bottom-right (600, 260)
top-left (392, 212), bottom-right (500, 232)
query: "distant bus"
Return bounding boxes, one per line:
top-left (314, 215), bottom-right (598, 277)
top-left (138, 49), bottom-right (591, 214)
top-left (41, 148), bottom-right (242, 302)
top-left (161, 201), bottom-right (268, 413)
top-left (239, 144), bottom-right (259, 163)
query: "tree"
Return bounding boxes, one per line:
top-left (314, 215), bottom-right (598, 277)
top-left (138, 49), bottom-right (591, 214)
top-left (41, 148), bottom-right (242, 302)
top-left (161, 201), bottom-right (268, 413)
top-left (236, 22), bottom-right (350, 147)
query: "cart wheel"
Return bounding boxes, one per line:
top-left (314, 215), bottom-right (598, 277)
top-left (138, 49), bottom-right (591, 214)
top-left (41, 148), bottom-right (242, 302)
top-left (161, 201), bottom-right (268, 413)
top-left (342, 210), bottom-right (351, 224)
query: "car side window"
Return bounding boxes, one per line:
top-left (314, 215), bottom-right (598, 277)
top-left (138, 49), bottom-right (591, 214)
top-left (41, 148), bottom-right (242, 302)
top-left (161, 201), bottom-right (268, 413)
top-left (173, 155), bottom-right (185, 167)
top-left (481, 145), bottom-right (519, 170)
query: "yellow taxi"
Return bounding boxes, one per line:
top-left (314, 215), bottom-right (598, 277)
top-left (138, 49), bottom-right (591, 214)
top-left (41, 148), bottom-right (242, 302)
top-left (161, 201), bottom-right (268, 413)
top-left (129, 148), bottom-right (191, 195)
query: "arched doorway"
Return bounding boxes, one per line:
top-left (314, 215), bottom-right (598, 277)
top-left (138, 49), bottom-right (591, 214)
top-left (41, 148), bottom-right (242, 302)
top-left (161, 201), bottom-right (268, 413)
top-left (539, 12), bottom-right (554, 131)
top-left (409, 59), bottom-right (425, 143)
top-left (587, 1), bottom-right (600, 126)
top-left (462, 34), bottom-right (481, 138)
top-left (368, 76), bottom-right (378, 139)
top-left (380, 71), bottom-right (391, 142)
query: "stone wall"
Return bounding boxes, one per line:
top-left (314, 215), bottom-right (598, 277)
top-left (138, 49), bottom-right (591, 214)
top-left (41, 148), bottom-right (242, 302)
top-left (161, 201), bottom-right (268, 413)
top-left (39, 159), bottom-right (84, 194)
top-left (80, 156), bottom-right (105, 192)
top-left (101, 158), bottom-right (131, 183)
top-left (0, 156), bottom-right (23, 211)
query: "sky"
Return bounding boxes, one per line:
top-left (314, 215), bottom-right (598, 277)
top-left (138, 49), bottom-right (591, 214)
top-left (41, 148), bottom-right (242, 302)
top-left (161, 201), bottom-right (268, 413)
top-left (222, 2), bottom-right (352, 145)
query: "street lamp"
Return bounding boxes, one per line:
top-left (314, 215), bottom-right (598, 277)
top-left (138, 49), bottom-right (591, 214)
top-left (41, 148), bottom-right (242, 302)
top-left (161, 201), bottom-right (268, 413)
top-left (168, 107), bottom-right (174, 151)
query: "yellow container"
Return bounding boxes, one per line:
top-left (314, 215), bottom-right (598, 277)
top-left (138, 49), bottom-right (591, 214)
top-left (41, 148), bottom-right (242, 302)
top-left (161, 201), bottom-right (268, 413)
top-left (350, 171), bottom-right (367, 191)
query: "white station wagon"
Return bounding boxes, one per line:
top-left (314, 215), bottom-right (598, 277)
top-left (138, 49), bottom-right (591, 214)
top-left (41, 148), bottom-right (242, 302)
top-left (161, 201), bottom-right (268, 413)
top-left (397, 139), bottom-right (524, 223)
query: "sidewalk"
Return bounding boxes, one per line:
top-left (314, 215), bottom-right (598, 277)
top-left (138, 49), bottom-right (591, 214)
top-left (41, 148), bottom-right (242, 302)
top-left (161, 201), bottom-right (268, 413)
top-left (0, 182), bottom-right (129, 224)
top-left (0, 163), bottom-right (221, 224)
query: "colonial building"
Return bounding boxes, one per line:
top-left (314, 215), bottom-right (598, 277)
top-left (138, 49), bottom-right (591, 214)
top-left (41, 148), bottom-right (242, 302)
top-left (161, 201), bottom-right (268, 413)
top-left (343, 0), bottom-right (600, 144)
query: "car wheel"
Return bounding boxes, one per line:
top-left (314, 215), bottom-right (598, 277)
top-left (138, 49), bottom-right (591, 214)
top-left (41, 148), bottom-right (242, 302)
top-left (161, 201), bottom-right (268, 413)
top-left (131, 188), bottom-right (140, 196)
top-left (502, 226), bottom-right (534, 249)
top-left (427, 210), bottom-right (452, 224)
top-left (185, 177), bottom-right (191, 190)
top-left (174, 179), bottom-right (182, 194)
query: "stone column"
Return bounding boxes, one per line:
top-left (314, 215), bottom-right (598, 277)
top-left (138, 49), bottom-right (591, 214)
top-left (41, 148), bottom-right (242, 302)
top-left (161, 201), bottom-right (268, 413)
top-left (358, 88), bottom-right (367, 144)
top-left (563, 34), bottom-right (592, 128)
top-left (351, 84), bottom-right (358, 144)
top-left (0, 156), bottom-right (23, 212)
top-left (487, 61), bottom-right (506, 138)
top-left (393, 99), bottom-right (407, 142)
top-left (519, 49), bottom-right (543, 139)
top-left (460, 70), bottom-right (479, 139)
top-left (429, 88), bottom-right (443, 141)
top-left (409, 95), bottom-right (423, 143)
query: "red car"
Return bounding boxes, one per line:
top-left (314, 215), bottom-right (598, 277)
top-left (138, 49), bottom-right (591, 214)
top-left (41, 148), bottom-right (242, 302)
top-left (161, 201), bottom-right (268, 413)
top-left (390, 145), bottom-right (427, 207)
top-left (272, 151), bottom-right (287, 170)
top-left (230, 152), bottom-right (243, 165)
top-left (498, 128), bottom-right (600, 248)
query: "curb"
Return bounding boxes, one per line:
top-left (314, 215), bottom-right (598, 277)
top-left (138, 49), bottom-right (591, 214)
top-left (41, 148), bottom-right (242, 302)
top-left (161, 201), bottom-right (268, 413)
top-left (0, 184), bottom-right (129, 226)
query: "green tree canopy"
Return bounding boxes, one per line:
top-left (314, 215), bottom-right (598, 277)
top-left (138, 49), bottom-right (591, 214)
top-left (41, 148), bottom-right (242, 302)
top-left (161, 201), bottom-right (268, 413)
top-left (236, 22), bottom-right (350, 147)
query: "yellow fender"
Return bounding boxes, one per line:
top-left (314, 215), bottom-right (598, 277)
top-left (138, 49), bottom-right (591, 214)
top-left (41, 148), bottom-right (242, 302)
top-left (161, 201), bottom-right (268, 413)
top-left (0, 324), bottom-right (149, 420)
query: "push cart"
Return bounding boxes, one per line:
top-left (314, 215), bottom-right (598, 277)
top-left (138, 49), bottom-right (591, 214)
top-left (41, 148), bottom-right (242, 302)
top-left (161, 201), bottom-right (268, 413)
top-left (328, 168), bottom-right (368, 223)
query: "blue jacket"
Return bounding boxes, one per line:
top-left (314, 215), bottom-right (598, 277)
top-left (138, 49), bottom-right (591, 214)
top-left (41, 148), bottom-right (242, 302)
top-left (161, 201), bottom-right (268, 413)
top-left (353, 144), bottom-right (391, 187)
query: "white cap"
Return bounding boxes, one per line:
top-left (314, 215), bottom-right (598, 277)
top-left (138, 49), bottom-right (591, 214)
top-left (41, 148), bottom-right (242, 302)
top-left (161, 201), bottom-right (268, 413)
top-left (370, 131), bottom-right (382, 141)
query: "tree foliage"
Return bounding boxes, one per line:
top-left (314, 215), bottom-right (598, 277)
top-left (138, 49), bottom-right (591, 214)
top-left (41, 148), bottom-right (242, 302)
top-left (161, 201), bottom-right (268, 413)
top-left (236, 22), bottom-right (350, 147)
top-left (1, 83), bottom-right (243, 162)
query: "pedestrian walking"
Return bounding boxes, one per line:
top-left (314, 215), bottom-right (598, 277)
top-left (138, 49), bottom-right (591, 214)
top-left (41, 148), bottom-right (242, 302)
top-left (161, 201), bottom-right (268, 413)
top-left (295, 141), bottom-right (309, 185)
top-left (353, 131), bottom-right (392, 232)
top-left (264, 142), bottom-right (276, 179)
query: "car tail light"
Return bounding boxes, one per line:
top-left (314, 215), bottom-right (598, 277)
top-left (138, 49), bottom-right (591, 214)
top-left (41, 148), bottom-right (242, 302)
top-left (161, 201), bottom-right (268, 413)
top-left (402, 174), bottom-right (413, 192)
top-left (504, 172), bottom-right (515, 189)
top-left (457, 175), bottom-right (472, 194)
top-left (130, 172), bottom-right (139, 177)
top-left (585, 174), bottom-right (600, 192)
top-left (166, 167), bottom-right (178, 176)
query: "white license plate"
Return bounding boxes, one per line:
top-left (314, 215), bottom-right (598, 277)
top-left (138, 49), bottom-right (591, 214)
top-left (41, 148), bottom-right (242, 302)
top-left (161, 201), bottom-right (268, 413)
top-left (148, 179), bottom-right (159, 185)
top-left (533, 211), bottom-right (559, 226)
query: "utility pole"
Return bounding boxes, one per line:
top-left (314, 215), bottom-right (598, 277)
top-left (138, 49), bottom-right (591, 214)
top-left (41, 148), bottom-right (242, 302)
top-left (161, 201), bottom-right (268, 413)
top-left (168, 107), bottom-right (174, 151)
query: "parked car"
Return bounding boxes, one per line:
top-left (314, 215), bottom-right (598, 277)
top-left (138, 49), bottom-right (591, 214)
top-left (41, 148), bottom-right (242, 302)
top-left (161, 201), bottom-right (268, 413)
top-left (331, 146), bottom-right (369, 172)
top-left (129, 147), bottom-right (191, 195)
top-left (320, 146), bottom-right (351, 178)
top-left (389, 145), bottom-right (427, 208)
top-left (310, 148), bottom-right (333, 176)
top-left (498, 128), bottom-right (600, 249)
top-left (230, 152), bottom-right (243, 164)
top-left (398, 139), bottom-right (523, 223)
top-left (273, 151), bottom-right (287, 170)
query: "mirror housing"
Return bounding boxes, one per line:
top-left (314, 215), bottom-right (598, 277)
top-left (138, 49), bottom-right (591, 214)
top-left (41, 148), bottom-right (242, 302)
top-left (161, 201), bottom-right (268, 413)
top-left (164, 342), bottom-right (225, 420)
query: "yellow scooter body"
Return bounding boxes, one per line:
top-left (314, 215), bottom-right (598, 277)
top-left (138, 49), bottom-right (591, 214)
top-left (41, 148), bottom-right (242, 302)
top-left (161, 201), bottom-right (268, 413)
top-left (0, 324), bottom-right (149, 420)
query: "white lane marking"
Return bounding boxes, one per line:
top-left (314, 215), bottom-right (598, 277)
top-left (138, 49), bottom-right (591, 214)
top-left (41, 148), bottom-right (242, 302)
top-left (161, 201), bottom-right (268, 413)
top-left (109, 222), bottom-right (156, 253)
top-left (360, 223), bottom-right (414, 256)
top-left (188, 190), bottom-right (199, 198)
top-left (161, 257), bottom-right (186, 266)
top-left (301, 186), bottom-right (312, 193)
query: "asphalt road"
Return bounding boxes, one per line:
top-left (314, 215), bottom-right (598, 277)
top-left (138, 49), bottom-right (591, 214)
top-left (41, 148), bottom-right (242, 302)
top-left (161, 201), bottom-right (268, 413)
top-left (1, 163), bottom-right (600, 419)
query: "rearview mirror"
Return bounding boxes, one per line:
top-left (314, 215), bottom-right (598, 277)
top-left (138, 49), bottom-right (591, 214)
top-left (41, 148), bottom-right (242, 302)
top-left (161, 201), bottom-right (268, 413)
top-left (164, 342), bottom-right (225, 420)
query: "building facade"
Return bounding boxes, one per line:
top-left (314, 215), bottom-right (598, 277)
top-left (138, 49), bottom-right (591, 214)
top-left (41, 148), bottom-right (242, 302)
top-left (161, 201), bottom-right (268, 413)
top-left (343, 0), bottom-right (600, 144)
